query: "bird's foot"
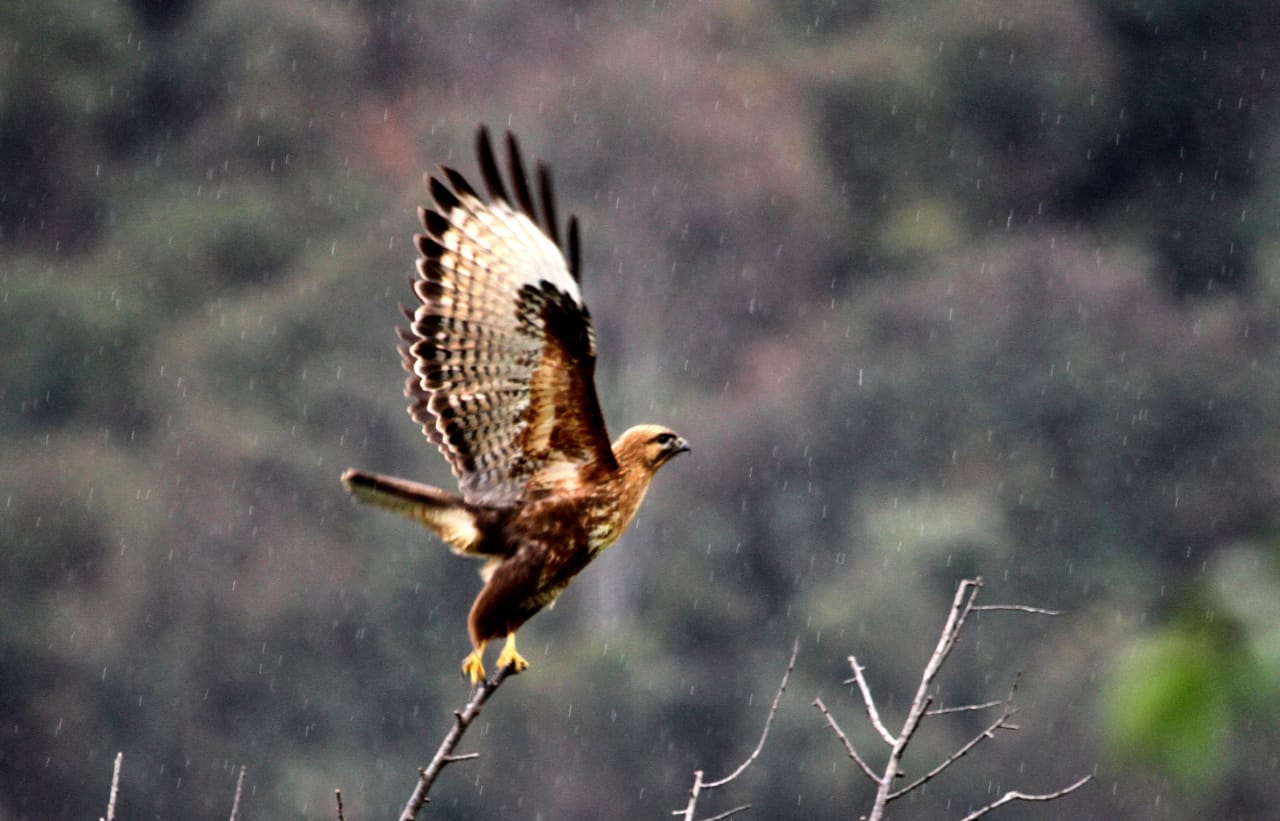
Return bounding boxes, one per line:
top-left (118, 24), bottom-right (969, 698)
top-left (496, 634), bottom-right (529, 674)
top-left (461, 649), bottom-right (486, 685)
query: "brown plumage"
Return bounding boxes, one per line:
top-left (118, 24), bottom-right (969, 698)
top-left (342, 127), bottom-right (688, 684)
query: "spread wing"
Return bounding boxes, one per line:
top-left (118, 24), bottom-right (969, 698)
top-left (401, 127), bottom-right (616, 506)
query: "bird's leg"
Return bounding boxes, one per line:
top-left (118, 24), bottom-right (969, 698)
top-left (461, 641), bottom-right (487, 684)
top-left (495, 632), bottom-right (529, 674)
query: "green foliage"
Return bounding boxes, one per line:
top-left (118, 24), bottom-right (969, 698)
top-left (1106, 624), bottom-right (1236, 785)
top-left (1103, 547), bottom-right (1280, 791)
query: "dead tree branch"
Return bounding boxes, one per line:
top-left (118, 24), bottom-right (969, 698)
top-left (971, 604), bottom-right (1061, 616)
top-left (813, 577), bottom-right (1089, 820)
top-left (674, 639), bottom-right (799, 821)
top-left (888, 675), bottom-right (1021, 800)
top-left (397, 661), bottom-right (519, 821)
top-left (957, 775), bottom-right (1093, 820)
top-left (844, 657), bottom-right (895, 746)
top-left (812, 697), bottom-right (881, 785)
top-left (925, 700), bottom-right (1002, 716)
top-left (228, 764), bottom-right (247, 821)
top-left (100, 751), bottom-right (122, 821)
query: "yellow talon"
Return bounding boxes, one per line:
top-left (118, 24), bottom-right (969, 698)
top-left (461, 645), bottom-right (486, 684)
top-left (495, 633), bottom-right (529, 674)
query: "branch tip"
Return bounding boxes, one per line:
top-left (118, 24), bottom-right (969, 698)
top-left (398, 663), bottom-right (516, 821)
top-left (675, 640), bottom-right (798, 820)
top-left (103, 752), bottom-right (123, 821)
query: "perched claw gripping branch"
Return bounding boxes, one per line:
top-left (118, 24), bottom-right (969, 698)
top-left (812, 578), bottom-right (1091, 820)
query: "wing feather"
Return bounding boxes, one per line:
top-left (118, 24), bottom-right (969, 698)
top-left (477, 127), bottom-right (511, 205)
top-left (537, 163), bottom-right (561, 250)
top-left (442, 166), bottom-right (480, 200)
top-left (402, 128), bottom-right (616, 505)
top-left (504, 133), bottom-right (539, 221)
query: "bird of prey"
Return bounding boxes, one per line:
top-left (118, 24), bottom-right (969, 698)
top-left (342, 127), bottom-right (689, 684)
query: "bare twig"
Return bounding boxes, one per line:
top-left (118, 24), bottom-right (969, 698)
top-left (700, 805), bottom-right (752, 821)
top-left (101, 751), bottom-right (123, 821)
top-left (703, 640), bottom-right (798, 790)
top-left (925, 699), bottom-right (1002, 716)
top-left (971, 604), bottom-right (1061, 616)
top-left (674, 639), bottom-right (799, 821)
top-left (398, 661), bottom-right (519, 821)
top-left (334, 788), bottom-right (345, 821)
top-left (889, 675), bottom-right (1021, 800)
top-left (228, 764), bottom-right (247, 821)
top-left (677, 771), bottom-right (708, 820)
top-left (864, 578), bottom-right (982, 821)
top-left (811, 698), bottom-right (881, 785)
top-left (816, 578), bottom-right (1088, 820)
top-left (843, 656), bottom-right (895, 745)
top-left (957, 775), bottom-right (1093, 820)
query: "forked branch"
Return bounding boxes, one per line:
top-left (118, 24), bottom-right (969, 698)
top-left (813, 578), bottom-right (1090, 820)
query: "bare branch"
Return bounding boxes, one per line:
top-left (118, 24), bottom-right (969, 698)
top-left (889, 675), bottom-right (1023, 800)
top-left (864, 578), bottom-right (982, 821)
top-left (228, 764), bottom-right (247, 821)
top-left (812, 698), bottom-right (882, 785)
top-left (101, 751), bottom-right (122, 821)
top-left (700, 805), bottom-right (752, 821)
top-left (398, 661), bottom-right (520, 821)
top-left (925, 700), bottom-right (1002, 716)
top-left (334, 789), bottom-right (345, 821)
top-left (675, 639), bottom-right (799, 821)
top-left (703, 639), bottom-right (799, 790)
top-left (843, 656), bottom-right (895, 746)
top-left (675, 771), bottom-right (706, 820)
top-left (971, 604), bottom-right (1061, 616)
top-left (918, 579), bottom-right (983, 693)
top-left (821, 579), bottom-right (1085, 820)
top-left (957, 775), bottom-right (1093, 820)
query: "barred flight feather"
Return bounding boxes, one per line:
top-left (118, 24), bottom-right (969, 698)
top-left (404, 128), bottom-right (609, 506)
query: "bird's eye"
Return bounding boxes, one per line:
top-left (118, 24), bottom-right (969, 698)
top-left (653, 432), bottom-right (675, 445)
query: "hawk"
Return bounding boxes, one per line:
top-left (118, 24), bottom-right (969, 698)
top-left (342, 127), bottom-right (689, 684)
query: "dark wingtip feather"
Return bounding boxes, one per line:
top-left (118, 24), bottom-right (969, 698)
top-left (415, 232), bottom-right (443, 258)
top-left (505, 132), bottom-right (538, 221)
top-left (443, 166), bottom-right (479, 200)
top-left (567, 216), bottom-right (582, 283)
top-left (537, 162), bottom-right (561, 249)
top-left (413, 277), bottom-right (445, 303)
top-left (429, 175), bottom-right (461, 213)
top-left (476, 126), bottom-right (510, 205)
top-left (422, 209), bottom-right (452, 241)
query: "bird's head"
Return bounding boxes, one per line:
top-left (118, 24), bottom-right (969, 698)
top-left (614, 424), bottom-right (691, 473)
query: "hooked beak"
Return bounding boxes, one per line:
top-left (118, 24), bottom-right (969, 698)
top-left (671, 437), bottom-right (691, 456)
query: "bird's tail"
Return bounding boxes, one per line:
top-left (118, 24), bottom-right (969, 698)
top-left (341, 469), bottom-right (487, 556)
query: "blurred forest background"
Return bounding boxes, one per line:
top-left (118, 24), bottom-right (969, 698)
top-left (3, 0), bottom-right (1280, 818)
